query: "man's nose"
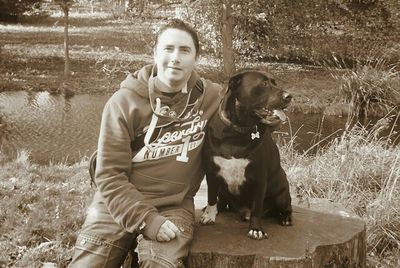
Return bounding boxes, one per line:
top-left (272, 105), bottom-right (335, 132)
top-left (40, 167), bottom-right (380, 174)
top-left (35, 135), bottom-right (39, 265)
top-left (170, 50), bottom-right (181, 63)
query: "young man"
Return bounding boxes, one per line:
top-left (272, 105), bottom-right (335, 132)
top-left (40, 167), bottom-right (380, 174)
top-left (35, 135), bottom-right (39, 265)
top-left (69, 19), bottom-right (223, 267)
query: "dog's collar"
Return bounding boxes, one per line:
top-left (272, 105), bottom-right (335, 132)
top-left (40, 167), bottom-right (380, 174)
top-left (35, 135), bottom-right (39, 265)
top-left (218, 96), bottom-right (258, 135)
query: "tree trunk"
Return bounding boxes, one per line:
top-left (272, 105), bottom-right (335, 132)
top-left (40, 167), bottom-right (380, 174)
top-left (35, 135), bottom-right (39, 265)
top-left (63, 6), bottom-right (70, 79)
top-left (188, 199), bottom-right (366, 267)
top-left (221, 0), bottom-right (235, 83)
top-left (137, 0), bottom-right (146, 14)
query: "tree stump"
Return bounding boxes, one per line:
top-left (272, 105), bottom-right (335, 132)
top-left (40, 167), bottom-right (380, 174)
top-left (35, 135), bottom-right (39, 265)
top-left (188, 198), bottom-right (366, 268)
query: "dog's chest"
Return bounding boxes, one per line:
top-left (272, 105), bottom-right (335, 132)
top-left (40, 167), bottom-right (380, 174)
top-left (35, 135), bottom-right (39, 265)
top-left (213, 156), bottom-right (250, 195)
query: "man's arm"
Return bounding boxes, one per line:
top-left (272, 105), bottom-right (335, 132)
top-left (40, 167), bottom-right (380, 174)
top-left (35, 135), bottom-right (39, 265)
top-left (95, 90), bottom-right (166, 240)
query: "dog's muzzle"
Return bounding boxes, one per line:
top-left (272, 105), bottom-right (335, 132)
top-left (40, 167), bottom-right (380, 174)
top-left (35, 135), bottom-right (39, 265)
top-left (255, 108), bottom-right (287, 125)
top-left (254, 92), bottom-right (292, 125)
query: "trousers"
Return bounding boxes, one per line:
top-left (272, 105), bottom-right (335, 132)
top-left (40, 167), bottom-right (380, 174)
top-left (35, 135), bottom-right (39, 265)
top-left (68, 199), bottom-right (195, 268)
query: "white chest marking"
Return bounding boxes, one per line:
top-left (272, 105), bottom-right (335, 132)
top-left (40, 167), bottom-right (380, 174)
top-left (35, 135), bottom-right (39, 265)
top-left (213, 156), bottom-right (250, 195)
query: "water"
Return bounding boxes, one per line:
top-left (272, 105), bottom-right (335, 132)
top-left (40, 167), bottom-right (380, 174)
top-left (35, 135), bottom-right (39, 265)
top-left (0, 91), bottom-right (398, 164)
top-left (0, 91), bottom-right (108, 164)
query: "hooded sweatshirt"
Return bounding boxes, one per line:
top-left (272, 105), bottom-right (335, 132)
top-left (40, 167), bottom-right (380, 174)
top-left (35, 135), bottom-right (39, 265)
top-left (92, 64), bottom-right (223, 240)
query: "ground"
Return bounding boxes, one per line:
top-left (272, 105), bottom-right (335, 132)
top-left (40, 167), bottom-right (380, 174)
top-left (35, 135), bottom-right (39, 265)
top-left (0, 12), bottom-right (399, 268)
top-left (0, 14), bottom-right (345, 115)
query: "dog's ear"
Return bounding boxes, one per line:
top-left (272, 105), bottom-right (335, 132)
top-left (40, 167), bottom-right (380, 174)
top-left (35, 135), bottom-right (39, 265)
top-left (228, 73), bottom-right (244, 92)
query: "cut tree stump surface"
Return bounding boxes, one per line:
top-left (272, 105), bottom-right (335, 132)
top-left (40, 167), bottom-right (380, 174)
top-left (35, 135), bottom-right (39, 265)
top-left (188, 198), bottom-right (366, 267)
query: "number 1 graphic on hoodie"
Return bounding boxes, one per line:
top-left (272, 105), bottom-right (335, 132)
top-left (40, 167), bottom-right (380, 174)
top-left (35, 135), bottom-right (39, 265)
top-left (176, 136), bottom-right (190, 162)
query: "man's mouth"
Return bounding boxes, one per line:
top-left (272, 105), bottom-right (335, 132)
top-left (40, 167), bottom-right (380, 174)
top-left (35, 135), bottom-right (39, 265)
top-left (168, 66), bottom-right (182, 71)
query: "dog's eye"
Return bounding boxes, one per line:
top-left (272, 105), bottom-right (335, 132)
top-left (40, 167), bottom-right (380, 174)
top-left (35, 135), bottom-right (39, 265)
top-left (262, 80), bottom-right (271, 86)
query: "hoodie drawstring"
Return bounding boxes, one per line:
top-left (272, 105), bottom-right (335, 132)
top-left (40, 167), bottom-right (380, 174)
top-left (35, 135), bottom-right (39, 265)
top-left (144, 97), bottom-right (161, 151)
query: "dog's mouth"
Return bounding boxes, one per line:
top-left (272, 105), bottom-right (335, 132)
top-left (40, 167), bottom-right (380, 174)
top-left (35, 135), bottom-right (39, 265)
top-left (254, 106), bottom-right (288, 125)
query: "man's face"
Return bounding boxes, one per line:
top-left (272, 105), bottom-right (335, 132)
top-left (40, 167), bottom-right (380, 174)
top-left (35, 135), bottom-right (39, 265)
top-left (154, 28), bottom-right (197, 91)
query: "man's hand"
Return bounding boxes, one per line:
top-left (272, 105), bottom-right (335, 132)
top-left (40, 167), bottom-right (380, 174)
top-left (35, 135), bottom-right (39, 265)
top-left (156, 220), bottom-right (180, 242)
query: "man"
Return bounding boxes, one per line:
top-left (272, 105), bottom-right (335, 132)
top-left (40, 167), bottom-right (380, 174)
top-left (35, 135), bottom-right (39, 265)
top-left (69, 19), bottom-right (223, 267)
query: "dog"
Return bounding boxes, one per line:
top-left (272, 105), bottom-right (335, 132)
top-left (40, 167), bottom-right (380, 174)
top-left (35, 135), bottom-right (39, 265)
top-left (200, 69), bottom-right (293, 240)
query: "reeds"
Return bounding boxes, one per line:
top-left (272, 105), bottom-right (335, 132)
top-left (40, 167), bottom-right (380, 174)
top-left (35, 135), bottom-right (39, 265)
top-left (330, 50), bottom-right (400, 124)
top-left (281, 113), bottom-right (400, 262)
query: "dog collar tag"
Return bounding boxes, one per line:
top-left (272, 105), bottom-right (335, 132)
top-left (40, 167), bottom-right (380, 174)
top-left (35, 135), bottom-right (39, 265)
top-left (251, 131), bottom-right (260, 140)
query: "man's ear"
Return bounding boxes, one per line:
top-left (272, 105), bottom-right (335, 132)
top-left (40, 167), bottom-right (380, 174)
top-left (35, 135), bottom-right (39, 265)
top-left (153, 47), bottom-right (157, 58)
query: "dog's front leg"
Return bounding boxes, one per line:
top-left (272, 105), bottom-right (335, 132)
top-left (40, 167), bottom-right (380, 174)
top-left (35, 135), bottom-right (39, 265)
top-left (248, 177), bottom-right (268, 240)
top-left (274, 169), bottom-right (293, 226)
top-left (200, 171), bottom-right (219, 224)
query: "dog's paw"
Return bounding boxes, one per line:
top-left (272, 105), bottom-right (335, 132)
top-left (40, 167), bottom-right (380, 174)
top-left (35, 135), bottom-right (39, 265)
top-left (280, 213), bottom-right (292, 226)
top-left (248, 229), bottom-right (268, 240)
top-left (200, 204), bottom-right (218, 225)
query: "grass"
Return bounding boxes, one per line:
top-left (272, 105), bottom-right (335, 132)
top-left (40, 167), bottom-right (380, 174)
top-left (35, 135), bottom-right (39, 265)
top-left (2, 13), bottom-right (398, 116)
top-left (333, 55), bottom-right (400, 123)
top-left (0, 116), bottom-right (399, 267)
top-left (0, 151), bottom-right (93, 267)
top-left (1, 11), bottom-right (399, 267)
top-left (280, 114), bottom-right (400, 267)
top-left (1, 13), bottom-right (347, 115)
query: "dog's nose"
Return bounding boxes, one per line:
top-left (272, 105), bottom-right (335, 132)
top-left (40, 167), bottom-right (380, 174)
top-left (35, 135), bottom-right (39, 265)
top-left (283, 92), bottom-right (292, 102)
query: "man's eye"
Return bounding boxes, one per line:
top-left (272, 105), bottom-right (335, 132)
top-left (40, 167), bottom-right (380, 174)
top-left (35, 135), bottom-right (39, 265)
top-left (164, 47), bottom-right (173, 51)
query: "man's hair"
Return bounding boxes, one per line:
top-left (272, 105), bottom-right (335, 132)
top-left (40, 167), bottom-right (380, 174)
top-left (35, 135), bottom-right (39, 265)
top-left (155, 19), bottom-right (200, 56)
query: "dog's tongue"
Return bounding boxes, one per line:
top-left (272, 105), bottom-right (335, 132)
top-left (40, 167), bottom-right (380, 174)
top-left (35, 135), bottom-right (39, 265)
top-left (273, 109), bottom-right (287, 122)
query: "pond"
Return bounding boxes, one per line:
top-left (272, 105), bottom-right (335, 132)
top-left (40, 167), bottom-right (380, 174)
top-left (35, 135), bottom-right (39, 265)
top-left (0, 91), bottom-right (398, 165)
top-left (0, 91), bottom-right (105, 164)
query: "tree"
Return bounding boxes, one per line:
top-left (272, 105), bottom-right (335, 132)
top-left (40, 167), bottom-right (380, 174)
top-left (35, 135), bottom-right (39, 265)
top-left (179, 0), bottom-right (269, 82)
top-left (53, 0), bottom-right (74, 79)
top-left (178, 0), bottom-right (236, 83)
top-left (221, 0), bottom-right (235, 81)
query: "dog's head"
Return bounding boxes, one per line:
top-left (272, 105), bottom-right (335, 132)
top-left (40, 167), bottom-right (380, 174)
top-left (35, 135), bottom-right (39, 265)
top-left (228, 69), bottom-right (292, 127)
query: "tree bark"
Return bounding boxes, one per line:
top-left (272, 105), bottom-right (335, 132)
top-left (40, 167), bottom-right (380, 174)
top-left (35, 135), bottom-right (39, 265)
top-left (135, 0), bottom-right (146, 14)
top-left (221, 0), bottom-right (235, 83)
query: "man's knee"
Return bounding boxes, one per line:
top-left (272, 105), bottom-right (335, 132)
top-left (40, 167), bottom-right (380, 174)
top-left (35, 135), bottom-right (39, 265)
top-left (138, 255), bottom-right (184, 268)
top-left (136, 233), bottom-right (189, 268)
top-left (69, 233), bottom-right (131, 268)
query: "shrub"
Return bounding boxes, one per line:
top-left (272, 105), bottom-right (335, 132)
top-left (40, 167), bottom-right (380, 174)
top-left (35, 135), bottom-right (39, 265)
top-left (335, 55), bottom-right (400, 123)
top-left (0, 0), bottom-right (45, 22)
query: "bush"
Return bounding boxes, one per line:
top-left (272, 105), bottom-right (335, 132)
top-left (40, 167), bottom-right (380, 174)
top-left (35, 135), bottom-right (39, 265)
top-left (0, 0), bottom-right (45, 22)
top-left (179, 0), bottom-right (400, 66)
top-left (333, 53), bottom-right (400, 123)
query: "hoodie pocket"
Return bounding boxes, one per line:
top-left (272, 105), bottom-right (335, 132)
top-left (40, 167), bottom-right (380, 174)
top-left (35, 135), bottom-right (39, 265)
top-left (131, 170), bottom-right (185, 196)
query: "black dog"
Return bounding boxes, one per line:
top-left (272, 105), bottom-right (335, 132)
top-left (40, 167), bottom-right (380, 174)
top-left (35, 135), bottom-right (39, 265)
top-left (200, 69), bottom-right (293, 239)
